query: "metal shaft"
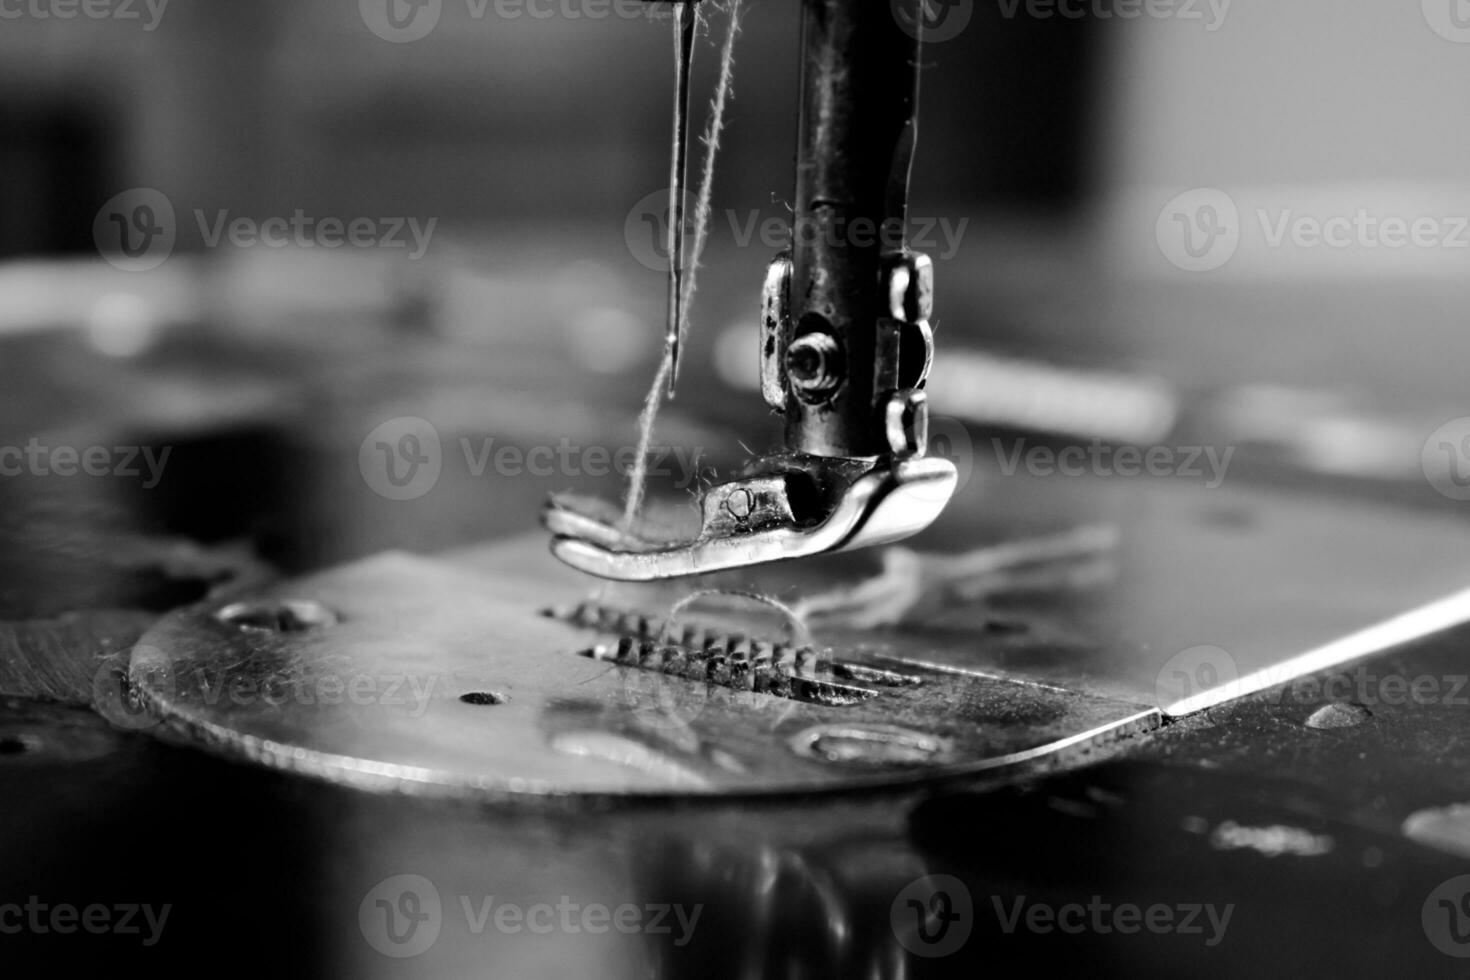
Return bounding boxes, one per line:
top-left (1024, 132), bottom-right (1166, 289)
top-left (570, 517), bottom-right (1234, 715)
top-left (785, 0), bottom-right (922, 458)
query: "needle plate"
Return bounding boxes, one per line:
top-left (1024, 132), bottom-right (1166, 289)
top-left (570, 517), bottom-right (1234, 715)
top-left (127, 473), bottom-right (1470, 798)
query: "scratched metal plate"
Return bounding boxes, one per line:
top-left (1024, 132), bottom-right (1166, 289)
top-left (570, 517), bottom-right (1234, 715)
top-left (127, 467), bottom-right (1470, 798)
top-left (126, 546), bottom-right (1155, 797)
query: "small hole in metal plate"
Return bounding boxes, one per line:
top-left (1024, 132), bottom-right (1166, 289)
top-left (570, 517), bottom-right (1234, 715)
top-left (215, 599), bottom-right (338, 633)
top-left (460, 692), bottom-right (509, 706)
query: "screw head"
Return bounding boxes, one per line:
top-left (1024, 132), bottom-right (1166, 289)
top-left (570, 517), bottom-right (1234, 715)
top-left (786, 333), bottom-right (845, 402)
top-left (725, 487), bottom-right (755, 520)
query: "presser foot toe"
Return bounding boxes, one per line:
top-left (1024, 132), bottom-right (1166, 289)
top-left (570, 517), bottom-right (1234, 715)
top-left (542, 455), bottom-right (959, 581)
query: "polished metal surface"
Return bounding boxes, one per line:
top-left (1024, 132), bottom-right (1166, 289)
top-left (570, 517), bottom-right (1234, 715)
top-left (132, 464), bottom-right (1470, 799)
top-left (129, 539), bottom-right (1151, 797)
top-left (544, 456), bottom-right (959, 581)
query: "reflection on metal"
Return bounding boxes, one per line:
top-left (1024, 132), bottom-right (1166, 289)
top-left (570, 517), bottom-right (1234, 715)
top-left (214, 598), bottom-right (338, 634)
top-left (128, 469), bottom-right (1470, 798)
top-left (1166, 585), bottom-right (1470, 716)
top-left (127, 539), bottom-right (1156, 798)
top-left (545, 457), bottom-right (958, 581)
top-left (791, 724), bottom-right (953, 768)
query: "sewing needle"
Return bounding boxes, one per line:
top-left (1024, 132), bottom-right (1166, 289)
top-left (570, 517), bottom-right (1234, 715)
top-left (665, 1), bottom-right (697, 397)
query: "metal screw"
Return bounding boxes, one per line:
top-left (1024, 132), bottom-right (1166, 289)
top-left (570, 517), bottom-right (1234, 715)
top-left (786, 333), bottom-right (845, 401)
top-left (725, 488), bottom-right (754, 520)
top-left (215, 599), bottom-right (338, 633)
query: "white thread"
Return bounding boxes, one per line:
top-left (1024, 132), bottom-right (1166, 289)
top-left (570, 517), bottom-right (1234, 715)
top-left (657, 588), bottom-right (812, 649)
top-left (620, 0), bottom-right (744, 536)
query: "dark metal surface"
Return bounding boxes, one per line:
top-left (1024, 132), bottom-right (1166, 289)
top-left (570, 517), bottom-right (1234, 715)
top-left (786, 0), bottom-right (922, 457)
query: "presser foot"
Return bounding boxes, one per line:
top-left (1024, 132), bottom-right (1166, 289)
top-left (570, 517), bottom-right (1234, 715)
top-left (542, 453), bottom-right (958, 581)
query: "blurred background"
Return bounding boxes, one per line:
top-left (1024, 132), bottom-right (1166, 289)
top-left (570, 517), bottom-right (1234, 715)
top-left (5, 0), bottom-right (1470, 579)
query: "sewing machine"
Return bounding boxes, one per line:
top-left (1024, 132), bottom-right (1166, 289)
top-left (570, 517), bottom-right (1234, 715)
top-left (4, 1), bottom-right (1470, 977)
